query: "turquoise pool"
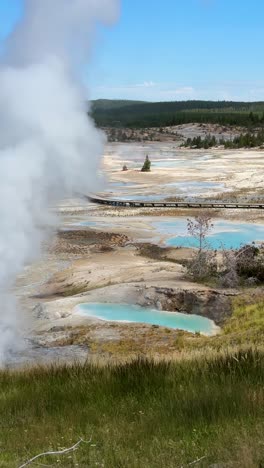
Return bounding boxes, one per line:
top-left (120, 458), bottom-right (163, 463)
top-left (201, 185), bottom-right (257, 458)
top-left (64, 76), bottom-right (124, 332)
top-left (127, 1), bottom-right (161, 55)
top-left (77, 303), bottom-right (216, 335)
top-left (153, 219), bottom-right (264, 250)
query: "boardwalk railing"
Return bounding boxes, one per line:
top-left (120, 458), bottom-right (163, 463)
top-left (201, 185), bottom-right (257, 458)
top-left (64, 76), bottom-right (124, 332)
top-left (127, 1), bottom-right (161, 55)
top-left (87, 195), bottom-right (264, 210)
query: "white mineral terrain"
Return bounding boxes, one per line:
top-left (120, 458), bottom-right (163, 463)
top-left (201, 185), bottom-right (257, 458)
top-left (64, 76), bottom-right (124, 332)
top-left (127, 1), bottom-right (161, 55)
top-left (11, 142), bottom-right (264, 365)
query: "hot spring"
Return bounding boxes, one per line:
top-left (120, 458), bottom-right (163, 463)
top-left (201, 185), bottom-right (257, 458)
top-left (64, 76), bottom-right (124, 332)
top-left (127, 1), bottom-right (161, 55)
top-left (77, 303), bottom-right (218, 335)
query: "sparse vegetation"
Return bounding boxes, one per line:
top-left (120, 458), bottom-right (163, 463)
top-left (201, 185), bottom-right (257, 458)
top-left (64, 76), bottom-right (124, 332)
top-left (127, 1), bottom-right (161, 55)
top-left (186, 215), bottom-right (264, 287)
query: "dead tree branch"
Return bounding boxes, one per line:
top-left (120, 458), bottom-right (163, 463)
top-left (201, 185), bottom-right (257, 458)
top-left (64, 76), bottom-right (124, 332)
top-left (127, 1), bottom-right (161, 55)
top-left (18, 437), bottom-right (91, 468)
top-left (188, 455), bottom-right (207, 465)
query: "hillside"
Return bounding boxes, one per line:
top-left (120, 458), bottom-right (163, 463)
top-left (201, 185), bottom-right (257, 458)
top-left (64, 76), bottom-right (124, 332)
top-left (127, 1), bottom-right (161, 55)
top-left (91, 99), bottom-right (264, 128)
top-left (91, 99), bottom-right (146, 111)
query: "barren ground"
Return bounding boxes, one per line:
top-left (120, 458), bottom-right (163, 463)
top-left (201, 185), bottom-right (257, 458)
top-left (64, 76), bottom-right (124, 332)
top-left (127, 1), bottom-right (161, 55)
top-left (11, 142), bottom-right (264, 365)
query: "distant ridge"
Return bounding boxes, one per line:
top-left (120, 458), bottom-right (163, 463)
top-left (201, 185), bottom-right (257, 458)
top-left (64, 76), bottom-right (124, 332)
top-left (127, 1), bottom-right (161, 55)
top-left (91, 99), bottom-right (147, 111)
top-left (90, 99), bottom-right (264, 128)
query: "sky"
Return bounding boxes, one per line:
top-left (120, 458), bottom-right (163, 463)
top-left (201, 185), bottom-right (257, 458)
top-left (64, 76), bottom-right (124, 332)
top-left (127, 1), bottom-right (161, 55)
top-left (1, 0), bottom-right (264, 102)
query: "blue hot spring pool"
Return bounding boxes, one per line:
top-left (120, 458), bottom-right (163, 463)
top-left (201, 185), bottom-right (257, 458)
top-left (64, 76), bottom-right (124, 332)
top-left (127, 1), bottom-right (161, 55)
top-left (153, 219), bottom-right (264, 250)
top-left (77, 303), bottom-right (216, 335)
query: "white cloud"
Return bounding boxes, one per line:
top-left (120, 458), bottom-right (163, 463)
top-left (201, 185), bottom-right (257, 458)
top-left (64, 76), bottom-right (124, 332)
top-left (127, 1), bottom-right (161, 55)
top-left (91, 80), bottom-right (264, 102)
top-left (140, 81), bottom-right (156, 88)
top-left (92, 82), bottom-right (195, 101)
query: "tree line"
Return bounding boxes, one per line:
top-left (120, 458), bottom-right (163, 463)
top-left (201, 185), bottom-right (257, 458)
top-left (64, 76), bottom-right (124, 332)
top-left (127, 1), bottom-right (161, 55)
top-left (183, 130), bottom-right (264, 149)
top-left (91, 100), bottom-right (264, 129)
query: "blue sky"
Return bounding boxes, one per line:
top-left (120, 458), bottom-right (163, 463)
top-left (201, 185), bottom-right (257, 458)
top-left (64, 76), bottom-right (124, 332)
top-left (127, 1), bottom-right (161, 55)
top-left (1, 0), bottom-right (264, 101)
top-left (0, 0), bottom-right (21, 40)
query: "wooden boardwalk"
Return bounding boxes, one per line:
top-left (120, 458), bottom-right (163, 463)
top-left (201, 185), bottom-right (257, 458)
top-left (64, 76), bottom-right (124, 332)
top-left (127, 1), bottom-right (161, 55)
top-left (87, 195), bottom-right (264, 210)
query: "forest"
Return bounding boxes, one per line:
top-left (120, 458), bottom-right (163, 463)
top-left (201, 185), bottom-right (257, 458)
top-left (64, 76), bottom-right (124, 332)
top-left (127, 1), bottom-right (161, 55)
top-left (91, 99), bottom-right (264, 128)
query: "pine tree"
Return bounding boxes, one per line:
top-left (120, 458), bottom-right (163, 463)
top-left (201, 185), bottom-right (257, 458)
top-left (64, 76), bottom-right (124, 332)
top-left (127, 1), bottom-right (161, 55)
top-left (141, 155), bottom-right (151, 172)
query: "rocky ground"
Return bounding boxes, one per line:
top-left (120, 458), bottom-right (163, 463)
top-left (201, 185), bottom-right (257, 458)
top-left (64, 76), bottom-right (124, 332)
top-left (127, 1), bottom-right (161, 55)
top-left (12, 221), bottom-right (234, 366)
top-left (103, 143), bottom-right (264, 208)
top-left (104, 123), bottom-right (245, 143)
top-left (10, 142), bottom-right (264, 366)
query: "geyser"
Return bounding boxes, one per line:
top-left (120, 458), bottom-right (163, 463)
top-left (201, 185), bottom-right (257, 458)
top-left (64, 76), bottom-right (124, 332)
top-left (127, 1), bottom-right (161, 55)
top-left (0, 0), bottom-right (120, 363)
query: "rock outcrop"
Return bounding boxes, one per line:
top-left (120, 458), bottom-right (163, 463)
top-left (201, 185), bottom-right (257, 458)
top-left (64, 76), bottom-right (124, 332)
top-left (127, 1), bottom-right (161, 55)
top-left (138, 286), bottom-right (237, 325)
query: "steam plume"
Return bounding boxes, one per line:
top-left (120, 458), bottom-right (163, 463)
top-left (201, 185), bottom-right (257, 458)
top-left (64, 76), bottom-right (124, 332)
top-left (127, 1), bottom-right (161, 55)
top-left (0, 0), bottom-right (119, 362)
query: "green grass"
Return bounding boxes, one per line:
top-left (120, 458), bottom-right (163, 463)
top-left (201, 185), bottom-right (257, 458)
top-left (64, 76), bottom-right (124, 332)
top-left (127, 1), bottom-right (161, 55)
top-left (1, 351), bottom-right (264, 467)
top-left (172, 296), bottom-right (264, 351)
top-left (222, 298), bottom-right (264, 344)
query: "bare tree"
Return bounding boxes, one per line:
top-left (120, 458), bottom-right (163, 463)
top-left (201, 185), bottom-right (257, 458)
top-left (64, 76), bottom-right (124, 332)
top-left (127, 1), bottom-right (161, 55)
top-left (187, 213), bottom-right (214, 252)
top-left (186, 214), bottom-right (217, 281)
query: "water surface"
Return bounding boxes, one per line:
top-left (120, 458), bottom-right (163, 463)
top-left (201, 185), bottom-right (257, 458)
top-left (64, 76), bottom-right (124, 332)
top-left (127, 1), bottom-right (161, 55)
top-left (153, 219), bottom-right (264, 250)
top-left (78, 303), bottom-right (216, 335)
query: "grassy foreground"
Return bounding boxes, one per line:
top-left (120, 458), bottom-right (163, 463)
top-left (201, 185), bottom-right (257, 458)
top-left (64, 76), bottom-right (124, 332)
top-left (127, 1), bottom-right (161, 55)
top-left (1, 351), bottom-right (264, 467)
